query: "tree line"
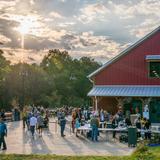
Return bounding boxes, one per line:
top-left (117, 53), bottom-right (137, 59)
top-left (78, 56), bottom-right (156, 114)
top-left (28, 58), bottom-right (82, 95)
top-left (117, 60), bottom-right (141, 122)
top-left (0, 49), bottom-right (101, 110)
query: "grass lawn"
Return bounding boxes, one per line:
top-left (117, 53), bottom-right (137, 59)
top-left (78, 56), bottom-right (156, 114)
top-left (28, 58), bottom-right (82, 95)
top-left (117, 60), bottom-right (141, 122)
top-left (148, 146), bottom-right (160, 158)
top-left (0, 146), bottom-right (160, 160)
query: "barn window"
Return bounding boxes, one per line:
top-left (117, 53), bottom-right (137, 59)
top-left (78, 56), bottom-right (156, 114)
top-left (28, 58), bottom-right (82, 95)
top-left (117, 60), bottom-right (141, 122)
top-left (146, 55), bottom-right (160, 78)
top-left (149, 62), bottom-right (160, 78)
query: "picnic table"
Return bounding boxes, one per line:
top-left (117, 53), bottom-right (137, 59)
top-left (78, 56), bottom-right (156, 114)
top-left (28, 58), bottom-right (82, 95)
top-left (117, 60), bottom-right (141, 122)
top-left (77, 124), bottom-right (128, 141)
top-left (77, 124), bottom-right (160, 142)
top-left (77, 124), bottom-right (160, 133)
top-left (77, 125), bottom-right (127, 132)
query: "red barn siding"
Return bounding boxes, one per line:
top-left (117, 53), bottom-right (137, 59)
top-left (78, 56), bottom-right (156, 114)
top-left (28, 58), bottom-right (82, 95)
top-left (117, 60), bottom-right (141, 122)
top-left (95, 30), bottom-right (160, 85)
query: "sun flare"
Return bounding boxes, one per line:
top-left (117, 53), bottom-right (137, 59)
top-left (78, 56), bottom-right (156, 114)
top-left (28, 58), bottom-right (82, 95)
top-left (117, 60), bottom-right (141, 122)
top-left (17, 19), bottom-right (33, 35)
top-left (18, 24), bottom-right (30, 34)
top-left (15, 16), bottom-right (40, 36)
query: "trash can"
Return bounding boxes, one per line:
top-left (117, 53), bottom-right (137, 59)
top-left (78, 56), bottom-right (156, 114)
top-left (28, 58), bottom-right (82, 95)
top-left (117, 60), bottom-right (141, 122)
top-left (128, 127), bottom-right (137, 147)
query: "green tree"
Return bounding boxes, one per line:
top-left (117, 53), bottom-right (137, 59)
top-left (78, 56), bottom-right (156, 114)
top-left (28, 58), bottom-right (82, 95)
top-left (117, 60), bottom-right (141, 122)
top-left (41, 49), bottom-right (101, 107)
top-left (5, 63), bottom-right (50, 108)
top-left (0, 50), bottom-right (11, 109)
top-left (0, 48), bottom-right (101, 109)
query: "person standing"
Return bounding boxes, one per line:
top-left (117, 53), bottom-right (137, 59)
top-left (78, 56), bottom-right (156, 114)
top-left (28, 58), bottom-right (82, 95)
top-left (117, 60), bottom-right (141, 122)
top-left (22, 109), bottom-right (27, 129)
top-left (104, 110), bottom-right (110, 122)
top-left (100, 109), bottom-right (105, 128)
top-left (14, 108), bottom-right (19, 121)
top-left (0, 118), bottom-right (7, 150)
top-left (43, 114), bottom-right (49, 128)
top-left (112, 115), bottom-right (118, 139)
top-left (26, 111), bottom-right (32, 130)
top-left (134, 116), bottom-right (141, 138)
top-left (75, 118), bottom-right (81, 137)
top-left (60, 113), bottom-right (66, 137)
top-left (144, 118), bottom-right (151, 140)
top-left (37, 114), bottom-right (44, 137)
top-left (100, 109), bottom-right (104, 121)
top-left (71, 109), bottom-right (76, 133)
top-left (0, 110), bottom-right (6, 121)
top-left (57, 109), bottom-right (62, 124)
top-left (90, 114), bottom-right (99, 142)
top-left (117, 106), bottom-right (124, 122)
top-left (30, 114), bottom-right (37, 137)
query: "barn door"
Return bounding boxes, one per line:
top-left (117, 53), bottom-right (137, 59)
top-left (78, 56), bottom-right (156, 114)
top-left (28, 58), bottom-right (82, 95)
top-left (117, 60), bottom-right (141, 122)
top-left (149, 99), bottom-right (160, 123)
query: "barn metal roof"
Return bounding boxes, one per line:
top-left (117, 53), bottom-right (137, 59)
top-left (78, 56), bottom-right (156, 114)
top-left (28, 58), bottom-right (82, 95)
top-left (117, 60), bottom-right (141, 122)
top-left (146, 55), bottom-right (160, 60)
top-left (88, 85), bottom-right (160, 97)
top-left (88, 26), bottom-right (160, 79)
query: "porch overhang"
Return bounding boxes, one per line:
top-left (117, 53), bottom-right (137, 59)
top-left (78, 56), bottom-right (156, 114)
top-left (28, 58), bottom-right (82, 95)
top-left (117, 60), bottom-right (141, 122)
top-left (88, 85), bottom-right (160, 97)
top-left (146, 55), bottom-right (160, 61)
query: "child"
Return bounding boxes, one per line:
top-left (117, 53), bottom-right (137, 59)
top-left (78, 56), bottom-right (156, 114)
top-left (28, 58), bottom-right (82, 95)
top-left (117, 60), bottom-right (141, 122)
top-left (75, 118), bottom-right (80, 137)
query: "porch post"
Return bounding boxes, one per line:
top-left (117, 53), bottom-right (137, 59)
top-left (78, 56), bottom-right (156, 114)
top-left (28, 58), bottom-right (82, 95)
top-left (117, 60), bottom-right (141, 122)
top-left (95, 96), bottom-right (98, 111)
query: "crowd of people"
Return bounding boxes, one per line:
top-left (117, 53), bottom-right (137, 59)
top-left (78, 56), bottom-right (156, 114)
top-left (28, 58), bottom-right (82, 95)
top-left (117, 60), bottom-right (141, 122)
top-left (0, 106), bottom-right (50, 150)
top-left (22, 106), bottom-right (50, 137)
top-left (67, 106), bottom-right (152, 142)
top-left (55, 106), bottom-right (118, 141)
top-left (70, 107), bottom-right (122, 141)
top-left (0, 104), bottom-right (153, 150)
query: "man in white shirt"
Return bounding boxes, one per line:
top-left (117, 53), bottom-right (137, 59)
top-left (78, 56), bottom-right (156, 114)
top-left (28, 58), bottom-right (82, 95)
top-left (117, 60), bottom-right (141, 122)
top-left (30, 114), bottom-right (37, 137)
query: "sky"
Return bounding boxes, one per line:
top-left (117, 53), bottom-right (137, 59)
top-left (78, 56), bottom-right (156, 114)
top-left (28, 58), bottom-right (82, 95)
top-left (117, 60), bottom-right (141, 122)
top-left (0, 0), bottom-right (160, 64)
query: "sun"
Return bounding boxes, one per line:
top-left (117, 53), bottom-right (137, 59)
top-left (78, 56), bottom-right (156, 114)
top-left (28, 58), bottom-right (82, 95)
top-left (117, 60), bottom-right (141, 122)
top-left (17, 19), bottom-right (33, 35)
top-left (13, 15), bottom-right (42, 37)
top-left (18, 24), bottom-right (30, 35)
top-left (16, 16), bottom-right (40, 35)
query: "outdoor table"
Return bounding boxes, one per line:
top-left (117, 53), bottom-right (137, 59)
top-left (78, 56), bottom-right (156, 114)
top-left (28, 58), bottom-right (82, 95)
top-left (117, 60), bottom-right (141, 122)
top-left (101, 127), bottom-right (128, 141)
top-left (99, 122), bottom-right (112, 128)
top-left (77, 125), bottom-right (160, 144)
top-left (77, 125), bottom-right (128, 141)
top-left (77, 126), bottom-right (127, 132)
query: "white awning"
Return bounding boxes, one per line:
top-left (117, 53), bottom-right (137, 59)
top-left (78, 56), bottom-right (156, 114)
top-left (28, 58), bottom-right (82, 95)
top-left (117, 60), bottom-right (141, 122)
top-left (88, 85), bottom-right (160, 97)
top-left (146, 55), bottom-right (160, 60)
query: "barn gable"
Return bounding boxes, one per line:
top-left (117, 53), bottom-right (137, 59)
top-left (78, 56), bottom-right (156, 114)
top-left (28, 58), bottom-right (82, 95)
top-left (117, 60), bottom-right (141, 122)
top-left (88, 26), bottom-right (160, 85)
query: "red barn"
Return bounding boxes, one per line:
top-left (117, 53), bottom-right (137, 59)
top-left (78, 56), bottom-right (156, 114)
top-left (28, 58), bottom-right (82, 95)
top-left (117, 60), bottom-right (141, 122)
top-left (88, 26), bottom-right (160, 123)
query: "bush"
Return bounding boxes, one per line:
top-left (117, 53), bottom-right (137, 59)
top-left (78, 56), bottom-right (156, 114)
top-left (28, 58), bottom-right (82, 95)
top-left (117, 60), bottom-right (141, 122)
top-left (133, 144), bottom-right (155, 160)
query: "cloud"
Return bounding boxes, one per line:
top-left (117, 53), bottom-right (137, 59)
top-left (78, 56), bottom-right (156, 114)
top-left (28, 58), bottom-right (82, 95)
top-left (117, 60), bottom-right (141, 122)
top-left (2, 47), bottom-right (48, 64)
top-left (60, 31), bottom-right (128, 64)
top-left (0, 0), bottom-right (160, 64)
top-left (30, 0), bottom-right (35, 5)
top-left (78, 3), bottom-right (110, 23)
top-left (104, 0), bottom-right (160, 39)
top-left (49, 11), bottom-right (63, 19)
top-left (130, 19), bottom-right (159, 38)
top-left (58, 0), bottom-right (67, 3)
top-left (0, 0), bottom-right (16, 10)
top-left (58, 22), bottom-right (75, 28)
top-left (111, 0), bottom-right (160, 20)
top-left (1, 29), bottom-right (128, 64)
top-left (0, 34), bottom-right (11, 44)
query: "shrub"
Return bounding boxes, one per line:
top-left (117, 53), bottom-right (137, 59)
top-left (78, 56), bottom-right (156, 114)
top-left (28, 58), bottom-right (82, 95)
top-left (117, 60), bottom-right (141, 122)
top-left (133, 144), bottom-right (155, 160)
